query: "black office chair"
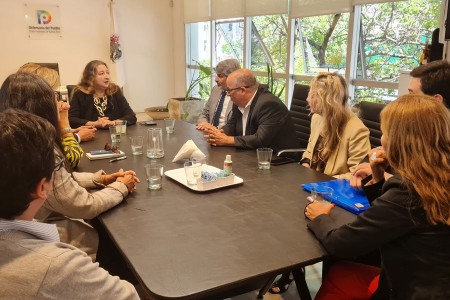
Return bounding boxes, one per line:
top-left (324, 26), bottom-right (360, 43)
top-left (66, 85), bottom-right (76, 102)
top-left (358, 101), bottom-right (386, 148)
top-left (276, 84), bottom-right (311, 159)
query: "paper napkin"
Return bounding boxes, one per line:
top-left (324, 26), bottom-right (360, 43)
top-left (172, 139), bottom-right (205, 162)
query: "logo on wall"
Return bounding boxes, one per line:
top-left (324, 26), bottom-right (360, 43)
top-left (37, 10), bottom-right (52, 25)
top-left (25, 4), bottom-right (62, 39)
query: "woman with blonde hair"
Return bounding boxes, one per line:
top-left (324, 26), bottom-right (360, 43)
top-left (69, 60), bottom-right (136, 128)
top-left (17, 63), bottom-right (87, 168)
top-left (305, 94), bottom-right (450, 299)
top-left (300, 72), bottom-right (370, 179)
top-left (270, 72), bottom-right (371, 294)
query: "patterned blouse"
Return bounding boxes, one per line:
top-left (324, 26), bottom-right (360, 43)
top-left (61, 136), bottom-right (84, 169)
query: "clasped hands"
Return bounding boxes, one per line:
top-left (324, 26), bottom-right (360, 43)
top-left (101, 168), bottom-right (140, 193)
top-left (90, 117), bottom-right (116, 128)
top-left (197, 124), bottom-right (234, 146)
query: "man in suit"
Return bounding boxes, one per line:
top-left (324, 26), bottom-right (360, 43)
top-left (0, 109), bottom-right (139, 299)
top-left (203, 69), bottom-right (299, 153)
top-left (197, 58), bottom-right (241, 130)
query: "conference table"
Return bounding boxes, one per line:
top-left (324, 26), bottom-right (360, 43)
top-left (77, 120), bottom-right (355, 300)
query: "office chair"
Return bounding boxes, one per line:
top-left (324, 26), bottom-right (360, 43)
top-left (276, 84), bottom-right (311, 159)
top-left (358, 101), bottom-right (385, 148)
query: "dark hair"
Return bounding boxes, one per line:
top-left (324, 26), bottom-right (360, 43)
top-left (75, 60), bottom-right (119, 96)
top-left (0, 72), bottom-right (65, 157)
top-left (0, 109), bottom-right (55, 219)
top-left (410, 60), bottom-right (450, 109)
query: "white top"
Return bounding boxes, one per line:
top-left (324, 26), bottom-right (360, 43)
top-left (238, 90), bottom-right (258, 136)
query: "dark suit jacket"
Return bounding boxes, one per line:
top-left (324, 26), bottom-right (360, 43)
top-left (221, 86), bottom-right (299, 153)
top-left (308, 175), bottom-right (450, 300)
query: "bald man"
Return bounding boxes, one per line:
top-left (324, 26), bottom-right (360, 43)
top-left (202, 69), bottom-right (299, 154)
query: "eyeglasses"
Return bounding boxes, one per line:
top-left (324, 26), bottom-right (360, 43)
top-left (54, 91), bottom-right (62, 101)
top-left (226, 86), bottom-right (249, 95)
top-left (54, 154), bottom-right (65, 172)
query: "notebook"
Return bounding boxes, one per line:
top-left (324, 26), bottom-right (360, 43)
top-left (86, 150), bottom-right (126, 161)
top-left (302, 179), bottom-right (370, 214)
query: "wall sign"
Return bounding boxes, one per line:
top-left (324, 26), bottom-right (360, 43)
top-left (24, 3), bottom-right (62, 39)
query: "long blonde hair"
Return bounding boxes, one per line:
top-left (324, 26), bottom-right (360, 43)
top-left (75, 60), bottom-right (119, 96)
top-left (309, 72), bottom-right (351, 162)
top-left (381, 94), bottom-right (450, 225)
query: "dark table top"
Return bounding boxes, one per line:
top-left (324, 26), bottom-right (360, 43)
top-left (78, 120), bottom-right (355, 299)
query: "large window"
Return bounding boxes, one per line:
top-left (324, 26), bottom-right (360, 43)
top-left (185, 0), bottom-right (443, 104)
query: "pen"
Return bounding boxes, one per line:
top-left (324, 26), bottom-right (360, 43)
top-left (110, 156), bottom-right (127, 163)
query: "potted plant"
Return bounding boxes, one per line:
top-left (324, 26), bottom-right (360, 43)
top-left (168, 62), bottom-right (212, 123)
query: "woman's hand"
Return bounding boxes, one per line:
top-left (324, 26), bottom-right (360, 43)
top-left (368, 147), bottom-right (389, 184)
top-left (116, 173), bottom-right (140, 193)
top-left (350, 162), bottom-right (372, 189)
top-left (102, 169), bottom-right (140, 186)
top-left (87, 117), bottom-right (115, 128)
top-left (304, 200), bottom-right (335, 221)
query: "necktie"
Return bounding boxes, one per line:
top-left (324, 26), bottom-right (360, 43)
top-left (212, 91), bottom-right (226, 127)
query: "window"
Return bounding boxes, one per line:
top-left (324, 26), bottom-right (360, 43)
top-left (353, 0), bottom-right (442, 102)
top-left (185, 0), bottom-right (443, 104)
top-left (215, 19), bottom-right (244, 65)
top-left (293, 13), bottom-right (350, 75)
top-left (186, 22), bottom-right (212, 99)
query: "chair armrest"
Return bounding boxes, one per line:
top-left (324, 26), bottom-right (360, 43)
top-left (277, 148), bottom-right (306, 157)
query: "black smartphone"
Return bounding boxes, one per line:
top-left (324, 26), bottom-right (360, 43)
top-left (139, 121), bottom-right (157, 126)
top-left (270, 156), bottom-right (295, 166)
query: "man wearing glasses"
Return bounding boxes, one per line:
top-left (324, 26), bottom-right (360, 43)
top-left (197, 59), bottom-right (241, 130)
top-left (203, 69), bottom-right (299, 153)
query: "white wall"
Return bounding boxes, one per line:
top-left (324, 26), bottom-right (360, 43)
top-left (0, 0), bottom-right (178, 112)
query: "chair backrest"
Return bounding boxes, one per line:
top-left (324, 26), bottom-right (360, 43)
top-left (289, 84), bottom-right (311, 148)
top-left (358, 101), bottom-right (386, 148)
top-left (66, 85), bottom-right (76, 102)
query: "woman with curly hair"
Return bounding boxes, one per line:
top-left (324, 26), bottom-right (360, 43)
top-left (69, 60), bottom-right (136, 129)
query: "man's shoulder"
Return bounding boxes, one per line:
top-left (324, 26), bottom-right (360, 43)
top-left (0, 231), bottom-right (80, 259)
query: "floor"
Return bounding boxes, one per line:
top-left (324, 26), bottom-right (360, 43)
top-left (226, 263), bottom-right (322, 300)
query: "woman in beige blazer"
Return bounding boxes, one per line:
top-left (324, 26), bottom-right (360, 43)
top-left (270, 72), bottom-right (370, 294)
top-left (301, 72), bottom-right (370, 180)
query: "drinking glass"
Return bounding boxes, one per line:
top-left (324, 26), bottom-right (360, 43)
top-left (147, 128), bottom-right (164, 158)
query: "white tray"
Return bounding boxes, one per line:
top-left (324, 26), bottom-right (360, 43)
top-left (164, 165), bottom-right (243, 192)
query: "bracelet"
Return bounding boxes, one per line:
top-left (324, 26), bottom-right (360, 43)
top-left (61, 127), bottom-right (72, 135)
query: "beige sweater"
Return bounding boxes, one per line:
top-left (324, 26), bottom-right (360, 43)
top-left (0, 230), bottom-right (139, 299)
top-left (35, 165), bottom-right (129, 258)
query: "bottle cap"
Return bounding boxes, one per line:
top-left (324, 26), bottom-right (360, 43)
top-left (225, 155), bottom-right (231, 162)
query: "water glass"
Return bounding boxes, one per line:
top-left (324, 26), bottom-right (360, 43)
top-left (191, 154), bottom-right (208, 173)
top-left (130, 136), bottom-right (144, 155)
top-left (109, 125), bottom-right (121, 143)
top-left (145, 163), bottom-right (163, 190)
top-left (164, 118), bottom-right (175, 133)
top-left (184, 160), bottom-right (202, 185)
top-left (116, 120), bottom-right (127, 134)
top-left (310, 186), bottom-right (334, 204)
top-left (147, 128), bottom-right (164, 158)
top-left (257, 148), bottom-right (273, 170)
